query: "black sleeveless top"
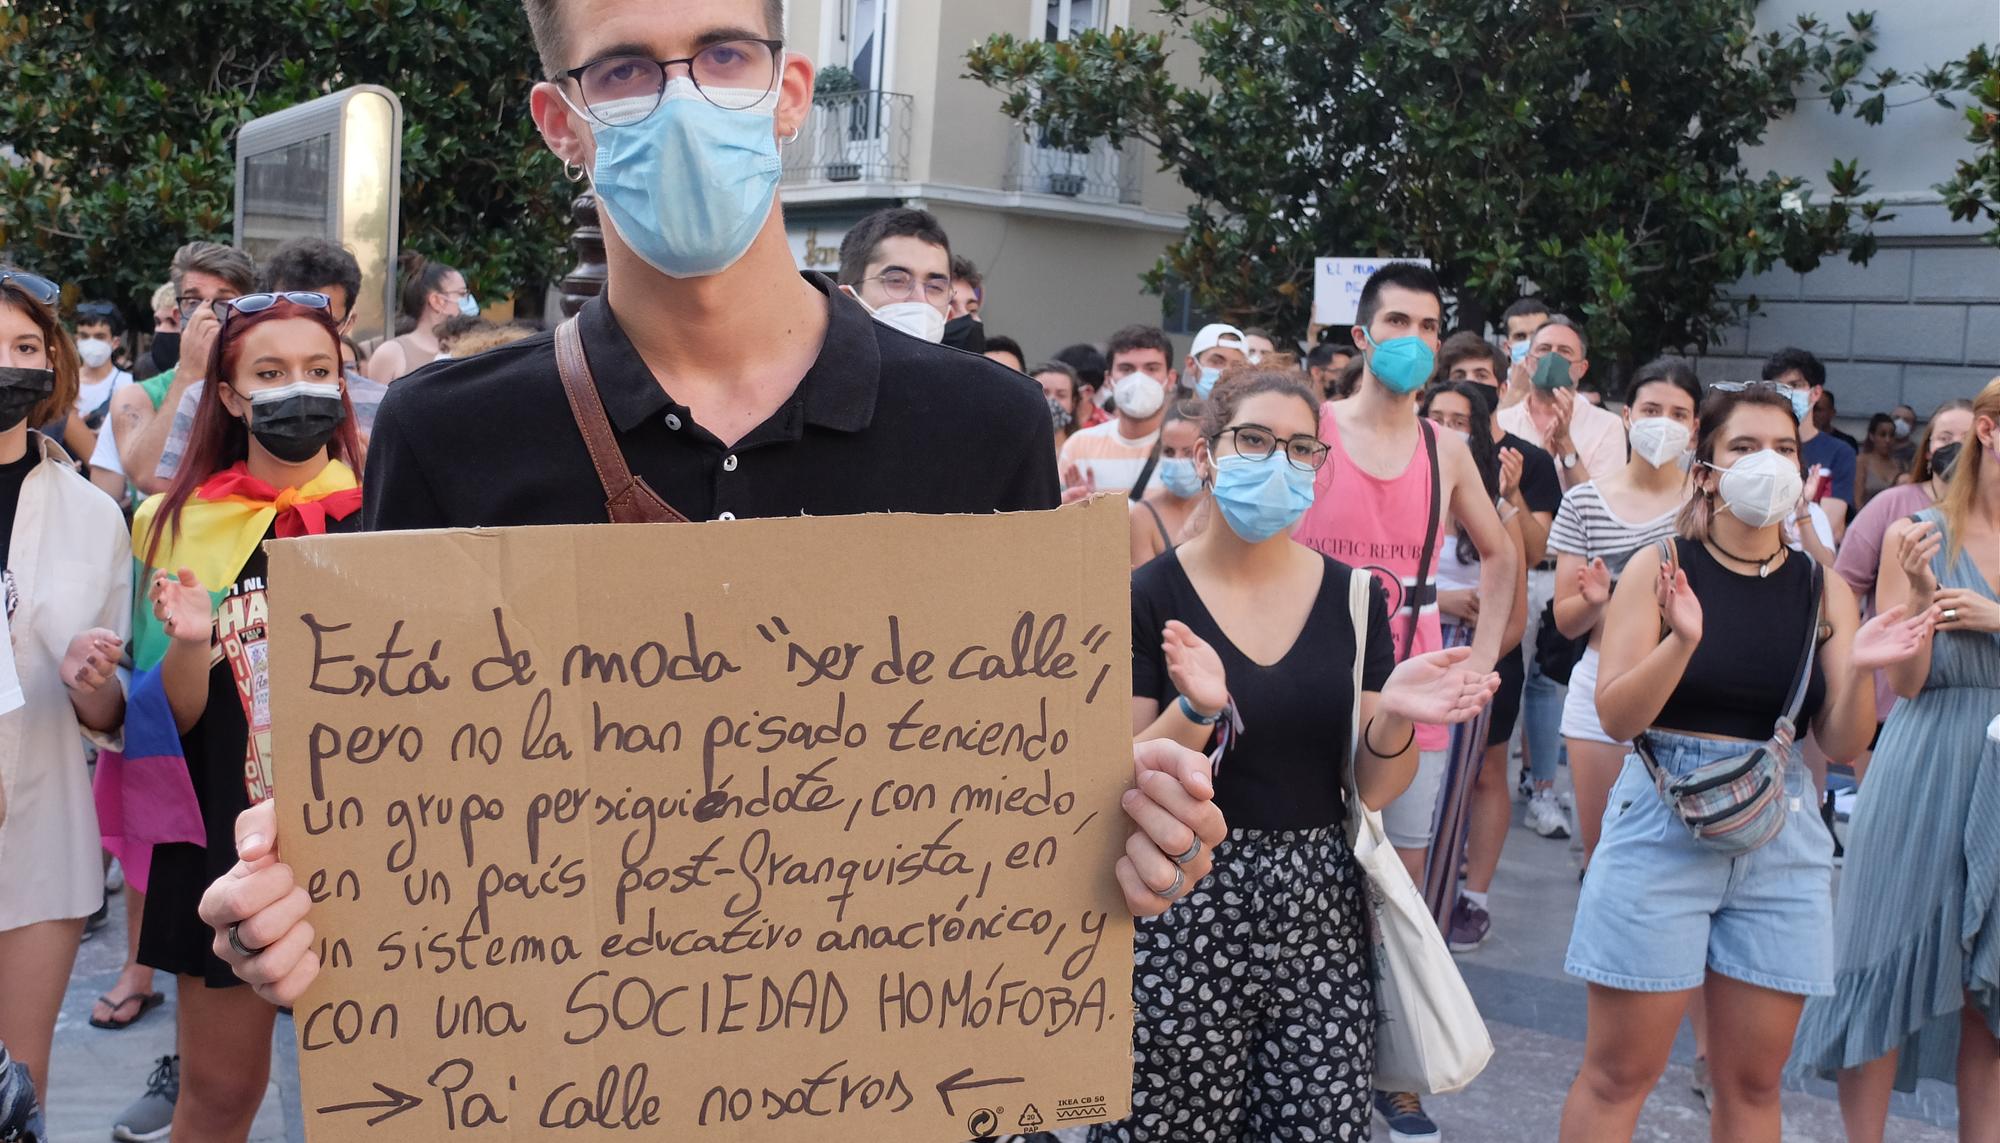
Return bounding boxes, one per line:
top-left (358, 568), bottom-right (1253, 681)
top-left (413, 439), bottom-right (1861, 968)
top-left (1653, 538), bottom-right (1827, 741)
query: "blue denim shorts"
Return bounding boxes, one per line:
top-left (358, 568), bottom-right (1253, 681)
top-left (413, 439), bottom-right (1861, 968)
top-left (1565, 729), bottom-right (1836, 996)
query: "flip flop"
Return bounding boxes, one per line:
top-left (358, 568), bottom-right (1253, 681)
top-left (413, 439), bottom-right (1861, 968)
top-left (89, 991), bottom-right (164, 1030)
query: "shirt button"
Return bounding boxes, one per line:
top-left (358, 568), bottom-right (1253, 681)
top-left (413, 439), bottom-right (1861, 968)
top-left (665, 413), bottom-right (682, 430)
top-left (718, 511), bottom-right (737, 521)
top-left (723, 454), bottom-right (739, 472)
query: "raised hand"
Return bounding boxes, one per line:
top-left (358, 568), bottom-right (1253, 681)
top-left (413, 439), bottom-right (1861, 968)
top-left (177, 304), bottom-right (220, 378)
top-left (1657, 559), bottom-right (1703, 643)
top-left (1580, 557), bottom-right (1613, 605)
top-left (1060, 460), bottom-right (1097, 506)
top-left (149, 567), bottom-right (212, 645)
top-left (1896, 521), bottom-right (1942, 609)
top-left (1851, 604), bottom-right (1938, 671)
top-left (1498, 447), bottom-right (1523, 501)
top-left (61, 627), bottom-right (122, 693)
top-left (1116, 739), bottom-right (1227, 918)
top-left (1378, 644), bottom-right (1502, 726)
top-left (1162, 619), bottom-right (1229, 714)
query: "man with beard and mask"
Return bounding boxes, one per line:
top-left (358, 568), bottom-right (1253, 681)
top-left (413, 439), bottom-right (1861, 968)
top-left (194, 15), bottom-right (1228, 1141)
top-left (1060, 324), bottom-right (1180, 498)
top-left (104, 242), bottom-right (256, 497)
top-left (1290, 263), bottom-right (1517, 1143)
top-left (1182, 322), bottom-right (1250, 400)
top-left (1496, 315), bottom-right (1628, 492)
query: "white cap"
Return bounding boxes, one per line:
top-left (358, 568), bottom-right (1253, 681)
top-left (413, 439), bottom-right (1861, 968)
top-left (1190, 323), bottom-right (1250, 359)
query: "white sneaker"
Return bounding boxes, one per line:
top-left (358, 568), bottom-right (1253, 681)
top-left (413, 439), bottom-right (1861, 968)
top-left (1528, 790), bottom-right (1570, 839)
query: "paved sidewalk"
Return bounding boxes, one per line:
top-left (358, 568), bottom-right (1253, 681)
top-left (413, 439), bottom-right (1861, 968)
top-left (46, 806), bottom-right (1960, 1141)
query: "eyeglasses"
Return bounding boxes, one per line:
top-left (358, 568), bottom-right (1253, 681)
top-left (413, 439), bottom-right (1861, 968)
top-left (1215, 424), bottom-right (1331, 471)
top-left (1711, 380), bottom-right (1795, 398)
top-left (177, 293), bottom-right (247, 321)
top-left (0, 271), bottom-right (60, 306)
top-left (862, 269), bottom-right (952, 307)
top-left (563, 39), bottom-right (784, 125)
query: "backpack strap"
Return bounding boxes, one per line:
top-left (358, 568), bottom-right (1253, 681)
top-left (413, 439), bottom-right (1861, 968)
top-left (1405, 418), bottom-right (1442, 648)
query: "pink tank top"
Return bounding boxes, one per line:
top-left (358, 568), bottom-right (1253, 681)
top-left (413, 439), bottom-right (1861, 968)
top-left (1292, 404), bottom-right (1447, 751)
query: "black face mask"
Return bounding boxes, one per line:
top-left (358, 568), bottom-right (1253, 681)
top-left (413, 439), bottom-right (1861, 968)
top-left (1469, 381), bottom-right (1502, 415)
top-left (941, 314), bottom-right (985, 354)
top-left (0, 367), bottom-right (55, 432)
top-left (150, 331), bottom-right (181, 368)
top-left (244, 383), bottom-right (346, 463)
top-left (1930, 441), bottom-right (1962, 482)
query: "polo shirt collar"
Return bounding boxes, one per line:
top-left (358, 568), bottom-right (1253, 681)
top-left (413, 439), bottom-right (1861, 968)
top-left (583, 271), bottom-right (880, 435)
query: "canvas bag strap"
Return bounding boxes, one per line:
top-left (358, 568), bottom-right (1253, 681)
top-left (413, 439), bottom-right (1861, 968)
top-left (1344, 567), bottom-right (1372, 847)
top-left (554, 318), bottom-right (688, 525)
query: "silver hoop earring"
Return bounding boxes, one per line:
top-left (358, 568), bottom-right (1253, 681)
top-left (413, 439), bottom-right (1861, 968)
top-left (563, 159), bottom-right (584, 183)
top-left (781, 127), bottom-right (801, 145)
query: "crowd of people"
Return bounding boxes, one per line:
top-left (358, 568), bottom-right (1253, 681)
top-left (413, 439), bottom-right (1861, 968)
top-left (0, 4), bottom-right (1996, 1143)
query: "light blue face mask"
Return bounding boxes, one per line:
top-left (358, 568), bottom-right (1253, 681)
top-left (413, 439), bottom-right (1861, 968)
top-left (1193, 365), bottom-right (1222, 399)
top-left (1210, 452), bottom-right (1315, 542)
top-left (1509, 340), bottom-right (1531, 364)
top-left (1363, 329), bottom-right (1436, 395)
top-left (457, 293), bottom-right (480, 318)
top-left (1787, 386), bottom-right (1811, 424)
top-left (1157, 456), bottom-right (1204, 499)
top-left (577, 79), bottom-right (784, 279)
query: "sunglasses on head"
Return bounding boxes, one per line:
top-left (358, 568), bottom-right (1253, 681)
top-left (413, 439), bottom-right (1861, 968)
top-left (0, 270), bottom-right (61, 306)
top-left (222, 291), bottom-right (332, 316)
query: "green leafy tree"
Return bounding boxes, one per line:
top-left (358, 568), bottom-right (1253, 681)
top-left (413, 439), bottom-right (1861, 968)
top-left (0, 0), bottom-right (568, 321)
top-left (967, 1), bottom-right (1897, 372)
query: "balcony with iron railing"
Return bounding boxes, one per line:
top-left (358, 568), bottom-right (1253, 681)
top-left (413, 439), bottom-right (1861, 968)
top-left (782, 89), bottom-right (913, 187)
top-left (1004, 135), bottom-right (1144, 206)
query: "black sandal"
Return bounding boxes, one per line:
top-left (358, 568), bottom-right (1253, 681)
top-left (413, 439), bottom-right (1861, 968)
top-left (88, 991), bottom-right (164, 1030)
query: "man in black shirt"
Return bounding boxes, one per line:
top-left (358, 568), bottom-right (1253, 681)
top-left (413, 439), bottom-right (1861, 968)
top-left (203, 0), bottom-right (1225, 1015)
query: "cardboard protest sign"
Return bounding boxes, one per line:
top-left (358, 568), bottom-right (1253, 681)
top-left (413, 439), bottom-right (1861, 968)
top-left (267, 499), bottom-right (1135, 1141)
top-left (1314, 256), bottom-right (1435, 325)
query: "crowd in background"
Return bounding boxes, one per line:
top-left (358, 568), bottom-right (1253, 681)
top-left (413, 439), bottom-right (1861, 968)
top-left (0, 197), bottom-right (1994, 1143)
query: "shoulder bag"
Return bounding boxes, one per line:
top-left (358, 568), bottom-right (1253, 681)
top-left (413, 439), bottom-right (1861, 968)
top-left (1343, 568), bottom-right (1493, 1095)
top-left (554, 318), bottom-right (687, 524)
top-left (1631, 538), bottom-right (1823, 857)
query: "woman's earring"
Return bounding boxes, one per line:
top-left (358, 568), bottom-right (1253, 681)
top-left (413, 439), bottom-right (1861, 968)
top-left (563, 159), bottom-right (584, 183)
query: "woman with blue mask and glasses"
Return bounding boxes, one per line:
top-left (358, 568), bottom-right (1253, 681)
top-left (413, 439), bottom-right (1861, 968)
top-left (1107, 370), bottom-right (1500, 1143)
top-left (1128, 399), bottom-right (1211, 568)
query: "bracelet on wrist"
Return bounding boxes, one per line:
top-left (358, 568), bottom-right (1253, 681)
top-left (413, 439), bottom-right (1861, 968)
top-left (1177, 693), bottom-right (1224, 726)
top-left (1363, 715), bottom-right (1417, 758)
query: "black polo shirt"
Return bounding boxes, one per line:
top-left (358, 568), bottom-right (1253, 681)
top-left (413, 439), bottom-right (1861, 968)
top-left (360, 273), bottom-right (1059, 529)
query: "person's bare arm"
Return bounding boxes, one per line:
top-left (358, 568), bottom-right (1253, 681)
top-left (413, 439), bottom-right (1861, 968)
top-left (366, 338), bottom-right (409, 383)
top-left (1877, 519), bottom-right (1940, 699)
top-left (124, 308), bottom-right (219, 494)
top-left (1443, 435), bottom-right (1517, 672)
top-left (1809, 577), bottom-right (1873, 762)
top-left (1821, 497), bottom-right (1850, 546)
top-left (60, 417), bottom-right (96, 464)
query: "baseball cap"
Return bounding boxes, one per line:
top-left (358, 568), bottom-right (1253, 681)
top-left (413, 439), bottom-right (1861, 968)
top-left (1190, 323), bottom-right (1250, 360)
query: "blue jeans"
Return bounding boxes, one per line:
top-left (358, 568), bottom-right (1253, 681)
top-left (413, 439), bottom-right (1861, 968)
top-left (1520, 567), bottom-right (1567, 785)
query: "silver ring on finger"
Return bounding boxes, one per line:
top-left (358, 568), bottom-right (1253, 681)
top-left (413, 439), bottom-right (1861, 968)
top-left (1171, 836), bottom-right (1202, 866)
top-left (1152, 866), bottom-right (1185, 901)
top-left (1943, 608), bottom-right (1958, 623)
top-left (227, 921), bottom-right (261, 960)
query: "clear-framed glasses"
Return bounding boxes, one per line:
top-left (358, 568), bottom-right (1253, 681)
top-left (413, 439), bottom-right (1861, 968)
top-left (563, 38), bottom-right (784, 125)
top-left (1216, 424), bottom-right (1330, 471)
top-left (862, 269), bottom-right (952, 307)
top-left (0, 270), bottom-right (61, 306)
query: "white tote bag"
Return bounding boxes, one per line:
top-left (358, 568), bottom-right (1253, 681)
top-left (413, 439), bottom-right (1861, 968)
top-left (1343, 569), bottom-right (1494, 1095)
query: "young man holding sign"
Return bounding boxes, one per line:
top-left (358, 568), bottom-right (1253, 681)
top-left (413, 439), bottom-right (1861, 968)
top-left (197, 0), bottom-right (1226, 1123)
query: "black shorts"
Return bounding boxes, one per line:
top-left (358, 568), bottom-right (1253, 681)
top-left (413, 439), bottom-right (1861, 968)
top-left (1485, 643), bottom-right (1525, 748)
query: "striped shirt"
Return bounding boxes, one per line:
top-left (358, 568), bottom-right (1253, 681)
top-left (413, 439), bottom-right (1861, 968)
top-left (1547, 480), bottom-right (1680, 581)
top-left (1057, 420), bottom-right (1159, 495)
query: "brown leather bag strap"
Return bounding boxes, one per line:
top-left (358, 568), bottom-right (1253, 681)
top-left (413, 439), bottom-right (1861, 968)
top-left (553, 317), bottom-right (687, 524)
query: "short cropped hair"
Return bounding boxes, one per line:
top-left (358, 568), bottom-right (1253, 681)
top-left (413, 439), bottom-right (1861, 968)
top-left (169, 241), bottom-right (256, 296)
top-left (523, 0), bottom-right (785, 78)
top-left (1355, 262), bottom-right (1443, 331)
top-left (1437, 330), bottom-right (1504, 378)
top-left (1501, 297), bottom-right (1551, 325)
top-left (837, 207), bottom-right (950, 288)
top-left (260, 239), bottom-right (364, 314)
top-left (1106, 324), bottom-right (1174, 366)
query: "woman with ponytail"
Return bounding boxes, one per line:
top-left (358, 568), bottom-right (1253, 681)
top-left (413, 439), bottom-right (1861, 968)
top-left (364, 252), bottom-right (474, 381)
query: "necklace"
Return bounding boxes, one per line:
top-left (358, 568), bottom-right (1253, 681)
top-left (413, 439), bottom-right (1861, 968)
top-left (1707, 536), bottom-right (1785, 578)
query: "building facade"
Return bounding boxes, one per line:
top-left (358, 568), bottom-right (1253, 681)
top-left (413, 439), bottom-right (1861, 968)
top-left (1700, 0), bottom-right (2000, 417)
top-left (779, 0), bottom-right (1196, 362)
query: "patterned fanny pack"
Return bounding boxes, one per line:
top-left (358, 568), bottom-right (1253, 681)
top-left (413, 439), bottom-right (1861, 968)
top-left (1635, 539), bottom-right (1823, 858)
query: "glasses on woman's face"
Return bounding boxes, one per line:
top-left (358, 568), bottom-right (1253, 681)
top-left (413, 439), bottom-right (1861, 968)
top-left (1215, 424), bottom-right (1330, 471)
top-left (862, 269), bottom-right (952, 308)
top-left (1429, 411), bottom-right (1472, 432)
top-left (564, 39), bottom-right (784, 126)
top-left (0, 271), bottom-right (61, 306)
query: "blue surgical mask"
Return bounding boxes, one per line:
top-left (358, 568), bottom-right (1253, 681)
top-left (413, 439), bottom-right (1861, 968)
top-left (1193, 365), bottom-right (1223, 399)
top-left (1508, 340), bottom-right (1531, 364)
top-left (1210, 453), bottom-right (1315, 542)
top-left (457, 293), bottom-right (480, 318)
top-left (1363, 329), bottom-right (1436, 395)
top-left (577, 79), bottom-right (783, 279)
top-left (1787, 387), bottom-right (1811, 424)
top-left (1158, 456), bottom-right (1203, 499)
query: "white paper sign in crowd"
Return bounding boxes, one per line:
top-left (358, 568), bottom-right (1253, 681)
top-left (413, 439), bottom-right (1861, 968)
top-left (1314, 257), bottom-right (1435, 325)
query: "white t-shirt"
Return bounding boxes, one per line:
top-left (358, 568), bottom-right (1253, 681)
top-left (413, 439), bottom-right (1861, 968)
top-left (74, 368), bottom-right (132, 422)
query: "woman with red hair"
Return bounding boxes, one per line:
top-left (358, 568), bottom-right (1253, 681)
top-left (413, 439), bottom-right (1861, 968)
top-left (129, 292), bottom-right (361, 1141)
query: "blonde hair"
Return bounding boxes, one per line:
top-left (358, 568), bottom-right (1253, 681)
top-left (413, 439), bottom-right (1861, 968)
top-left (1938, 376), bottom-right (2000, 565)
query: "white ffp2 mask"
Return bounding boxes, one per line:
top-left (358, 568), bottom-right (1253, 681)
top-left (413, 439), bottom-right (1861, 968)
top-left (1706, 449), bottom-right (1803, 528)
top-left (1627, 417), bottom-right (1691, 468)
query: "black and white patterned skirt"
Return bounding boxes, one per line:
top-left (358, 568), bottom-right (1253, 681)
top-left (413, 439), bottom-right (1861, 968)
top-left (1085, 824), bottom-right (1376, 1142)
